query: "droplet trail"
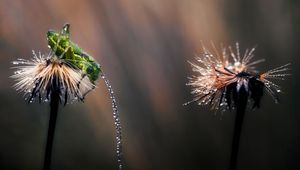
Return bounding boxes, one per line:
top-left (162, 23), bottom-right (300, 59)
top-left (101, 74), bottom-right (123, 170)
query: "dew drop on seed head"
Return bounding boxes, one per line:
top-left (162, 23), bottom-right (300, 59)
top-left (14, 71), bottom-right (21, 75)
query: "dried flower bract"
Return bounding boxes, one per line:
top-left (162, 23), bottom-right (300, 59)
top-left (187, 42), bottom-right (290, 111)
top-left (11, 51), bottom-right (95, 104)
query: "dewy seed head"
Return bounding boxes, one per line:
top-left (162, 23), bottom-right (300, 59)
top-left (186, 42), bottom-right (290, 111)
top-left (11, 51), bottom-right (95, 104)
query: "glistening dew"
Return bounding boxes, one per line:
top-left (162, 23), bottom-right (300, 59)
top-left (186, 42), bottom-right (290, 111)
top-left (11, 24), bottom-right (123, 170)
top-left (11, 51), bottom-right (94, 104)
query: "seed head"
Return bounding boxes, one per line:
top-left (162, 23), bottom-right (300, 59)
top-left (11, 51), bottom-right (95, 104)
top-left (186, 42), bottom-right (290, 111)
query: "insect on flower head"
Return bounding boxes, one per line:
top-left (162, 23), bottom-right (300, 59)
top-left (186, 42), bottom-right (290, 111)
top-left (11, 24), bottom-right (101, 104)
top-left (11, 51), bottom-right (95, 104)
top-left (47, 23), bottom-right (101, 84)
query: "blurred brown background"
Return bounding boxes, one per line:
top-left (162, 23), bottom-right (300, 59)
top-left (0, 0), bottom-right (299, 169)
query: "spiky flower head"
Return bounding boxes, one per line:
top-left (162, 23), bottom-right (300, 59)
top-left (11, 51), bottom-right (95, 104)
top-left (187, 42), bottom-right (290, 111)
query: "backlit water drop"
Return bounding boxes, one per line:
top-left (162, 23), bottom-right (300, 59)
top-left (101, 74), bottom-right (123, 170)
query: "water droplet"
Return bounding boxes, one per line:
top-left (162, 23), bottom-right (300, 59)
top-left (14, 71), bottom-right (21, 75)
top-left (102, 75), bottom-right (123, 169)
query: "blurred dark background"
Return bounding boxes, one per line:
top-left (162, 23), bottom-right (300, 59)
top-left (0, 0), bottom-right (299, 169)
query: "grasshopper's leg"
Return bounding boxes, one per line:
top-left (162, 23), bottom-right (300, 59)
top-left (52, 24), bottom-right (70, 56)
top-left (58, 44), bottom-right (77, 64)
top-left (59, 46), bottom-right (71, 58)
top-left (52, 32), bottom-right (63, 56)
top-left (61, 24), bottom-right (70, 38)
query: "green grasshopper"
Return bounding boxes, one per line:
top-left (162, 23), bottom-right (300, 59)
top-left (47, 23), bottom-right (101, 84)
top-left (48, 24), bottom-right (123, 169)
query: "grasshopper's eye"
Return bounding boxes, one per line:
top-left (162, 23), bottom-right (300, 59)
top-left (47, 30), bottom-right (55, 39)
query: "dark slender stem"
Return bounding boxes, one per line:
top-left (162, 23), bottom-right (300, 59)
top-left (44, 90), bottom-right (60, 170)
top-left (229, 87), bottom-right (248, 170)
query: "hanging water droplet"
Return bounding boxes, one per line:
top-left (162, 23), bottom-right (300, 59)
top-left (101, 74), bottom-right (123, 170)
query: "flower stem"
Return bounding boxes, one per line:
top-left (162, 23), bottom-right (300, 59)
top-left (229, 87), bottom-right (248, 170)
top-left (44, 81), bottom-right (60, 170)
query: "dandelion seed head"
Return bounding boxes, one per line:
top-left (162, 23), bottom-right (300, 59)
top-left (11, 51), bottom-right (95, 104)
top-left (187, 43), bottom-right (290, 111)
